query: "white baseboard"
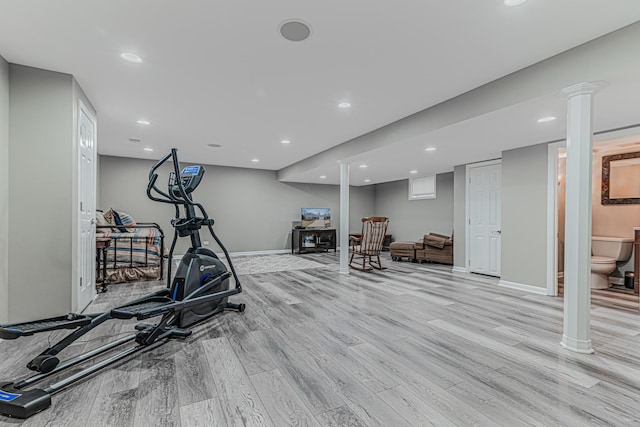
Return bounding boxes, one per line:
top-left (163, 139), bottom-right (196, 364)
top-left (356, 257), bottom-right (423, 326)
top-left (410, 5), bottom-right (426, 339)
top-left (498, 279), bottom-right (548, 296)
top-left (452, 266), bottom-right (468, 274)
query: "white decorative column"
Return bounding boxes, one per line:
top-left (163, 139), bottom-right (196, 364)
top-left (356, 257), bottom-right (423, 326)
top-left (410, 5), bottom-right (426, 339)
top-left (339, 161), bottom-right (350, 274)
top-left (560, 82), bottom-right (603, 354)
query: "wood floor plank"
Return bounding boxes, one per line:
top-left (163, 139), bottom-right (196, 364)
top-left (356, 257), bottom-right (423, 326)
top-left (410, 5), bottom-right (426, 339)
top-left (315, 405), bottom-right (370, 427)
top-left (180, 397), bottom-right (228, 427)
top-left (377, 385), bottom-right (457, 427)
top-left (251, 329), bottom-right (344, 415)
top-left (303, 351), bottom-right (408, 427)
top-left (173, 340), bottom-right (219, 408)
top-left (202, 337), bottom-right (273, 427)
top-left (250, 369), bottom-right (321, 427)
top-left (349, 342), bottom-right (498, 427)
top-left (428, 319), bottom-right (601, 388)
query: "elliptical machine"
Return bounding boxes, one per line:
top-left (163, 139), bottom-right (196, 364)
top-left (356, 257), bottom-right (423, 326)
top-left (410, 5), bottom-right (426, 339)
top-left (147, 148), bottom-right (245, 328)
top-left (0, 148), bottom-right (244, 419)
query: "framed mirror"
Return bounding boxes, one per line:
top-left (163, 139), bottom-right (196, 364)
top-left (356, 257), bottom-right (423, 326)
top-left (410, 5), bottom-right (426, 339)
top-left (602, 151), bottom-right (640, 204)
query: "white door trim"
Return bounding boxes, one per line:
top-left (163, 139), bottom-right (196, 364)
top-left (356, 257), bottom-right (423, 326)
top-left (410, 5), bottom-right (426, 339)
top-left (547, 141), bottom-right (565, 297)
top-left (465, 158), bottom-right (502, 275)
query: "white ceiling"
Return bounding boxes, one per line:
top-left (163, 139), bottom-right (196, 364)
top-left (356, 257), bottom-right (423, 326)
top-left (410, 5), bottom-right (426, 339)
top-left (1, 0), bottom-right (640, 185)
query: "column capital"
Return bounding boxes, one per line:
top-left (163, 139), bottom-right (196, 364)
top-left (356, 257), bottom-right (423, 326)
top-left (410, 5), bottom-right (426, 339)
top-left (560, 81), bottom-right (607, 100)
top-left (337, 160), bottom-right (352, 165)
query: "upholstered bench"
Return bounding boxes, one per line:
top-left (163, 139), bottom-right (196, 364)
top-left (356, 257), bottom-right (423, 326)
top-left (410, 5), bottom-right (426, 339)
top-left (390, 241), bottom-right (415, 261)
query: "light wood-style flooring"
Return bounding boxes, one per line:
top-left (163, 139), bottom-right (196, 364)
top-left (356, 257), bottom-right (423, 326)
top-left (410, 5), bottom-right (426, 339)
top-left (1, 252), bottom-right (640, 426)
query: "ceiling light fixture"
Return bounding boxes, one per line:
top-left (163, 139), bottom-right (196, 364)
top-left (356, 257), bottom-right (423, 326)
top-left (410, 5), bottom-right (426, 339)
top-left (129, 137), bottom-right (141, 143)
top-left (537, 116), bottom-right (557, 123)
top-left (137, 120), bottom-right (150, 125)
top-left (364, 179), bottom-right (371, 183)
top-left (251, 158), bottom-right (260, 163)
top-left (281, 139), bottom-right (291, 144)
top-left (320, 175), bottom-right (327, 179)
top-left (120, 52), bottom-right (142, 63)
top-left (338, 102), bottom-right (351, 109)
top-left (359, 164), bottom-right (367, 168)
top-left (558, 152), bottom-right (567, 158)
top-left (208, 143), bottom-right (222, 148)
top-left (504, 0), bottom-right (527, 6)
top-left (410, 170), bottom-right (418, 174)
top-left (279, 20), bottom-right (312, 42)
top-left (144, 147), bottom-right (153, 152)
top-left (424, 147), bottom-right (437, 152)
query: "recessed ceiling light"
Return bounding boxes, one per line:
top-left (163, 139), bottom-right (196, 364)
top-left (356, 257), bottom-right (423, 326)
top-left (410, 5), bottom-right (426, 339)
top-left (504, 0), bottom-right (527, 6)
top-left (144, 147), bottom-right (153, 152)
top-left (558, 152), bottom-right (567, 158)
top-left (281, 139), bottom-right (291, 144)
top-left (137, 120), bottom-right (151, 125)
top-left (120, 52), bottom-right (142, 63)
top-left (359, 164), bottom-right (367, 168)
top-left (129, 137), bottom-right (141, 143)
top-left (424, 147), bottom-right (437, 152)
top-left (537, 116), bottom-right (557, 123)
top-left (338, 102), bottom-right (351, 109)
top-left (251, 158), bottom-right (259, 163)
top-left (280, 20), bottom-right (312, 42)
top-left (208, 143), bottom-right (222, 148)
top-left (410, 170), bottom-right (418, 174)
top-left (364, 179), bottom-right (371, 183)
top-left (320, 175), bottom-right (327, 179)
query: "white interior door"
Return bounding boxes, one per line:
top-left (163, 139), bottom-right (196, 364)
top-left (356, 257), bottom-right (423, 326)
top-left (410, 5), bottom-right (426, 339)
top-left (77, 103), bottom-right (96, 312)
top-left (468, 162), bottom-right (502, 276)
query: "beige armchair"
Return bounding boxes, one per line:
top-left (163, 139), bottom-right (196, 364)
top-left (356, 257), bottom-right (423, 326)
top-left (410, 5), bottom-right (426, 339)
top-left (349, 217), bottom-right (389, 271)
top-left (414, 232), bottom-right (453, 265)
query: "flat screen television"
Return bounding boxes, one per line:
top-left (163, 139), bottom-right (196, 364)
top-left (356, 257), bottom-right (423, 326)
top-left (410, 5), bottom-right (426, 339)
top-left (301, 208), bottom-right (331, 228)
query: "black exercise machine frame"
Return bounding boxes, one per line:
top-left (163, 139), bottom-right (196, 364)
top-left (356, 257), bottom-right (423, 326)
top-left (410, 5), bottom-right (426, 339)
top-left (0, 148), bottom-right (243, 419)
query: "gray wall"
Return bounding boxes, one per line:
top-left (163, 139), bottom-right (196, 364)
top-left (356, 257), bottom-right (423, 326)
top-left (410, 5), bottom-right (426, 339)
top-left (501, 143), bottom-right (549, 288)
top-left (373, 173), bottom-right (454, 242)
top-left (99, 155), bottom-right (375, 254)
top-left (7, 65), bottom-right (77, 321)
top-left (453, 165), bottom-right (466, 269)
top-left (0, 55), bottom-right (8, 322)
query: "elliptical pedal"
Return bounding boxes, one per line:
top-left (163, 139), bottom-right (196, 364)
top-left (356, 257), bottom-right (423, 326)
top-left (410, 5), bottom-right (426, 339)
top-left (0, 314), bottom-right (92, 340)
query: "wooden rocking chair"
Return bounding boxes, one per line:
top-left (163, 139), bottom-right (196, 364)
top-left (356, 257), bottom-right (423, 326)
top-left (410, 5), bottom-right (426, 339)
top-left (349, 217), bottom-right (389, 271)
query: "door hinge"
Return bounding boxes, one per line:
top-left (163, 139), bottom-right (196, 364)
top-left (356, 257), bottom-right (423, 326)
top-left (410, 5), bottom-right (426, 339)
top-left (80, 276), bottom-right (83, 287)
top-left (80, 201), bottom-right (83, 211)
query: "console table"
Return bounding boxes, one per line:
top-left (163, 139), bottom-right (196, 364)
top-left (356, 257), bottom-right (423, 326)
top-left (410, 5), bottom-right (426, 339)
top-left (292, 228), bottom-right (337, 254)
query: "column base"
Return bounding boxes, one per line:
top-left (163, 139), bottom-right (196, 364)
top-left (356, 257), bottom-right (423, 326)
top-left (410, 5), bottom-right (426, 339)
top-left (338, 268), bottom-right (350, 275)
top-left (560, 335), bottom-right (594, 354)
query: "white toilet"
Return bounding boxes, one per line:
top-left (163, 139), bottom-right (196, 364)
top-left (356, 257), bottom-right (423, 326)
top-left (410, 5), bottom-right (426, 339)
top-left (590, 236), bottom-right (634, 289)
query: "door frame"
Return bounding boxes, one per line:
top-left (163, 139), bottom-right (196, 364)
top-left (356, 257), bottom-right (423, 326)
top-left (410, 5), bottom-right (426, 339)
top-left (465, 158), bottom-right (502, 275)
top-left (546, 141), bottom-right (565, 297)
top-left (546, 125), bottom-right (640, 297)
top-left (75, 99), bottom-right (98, 312)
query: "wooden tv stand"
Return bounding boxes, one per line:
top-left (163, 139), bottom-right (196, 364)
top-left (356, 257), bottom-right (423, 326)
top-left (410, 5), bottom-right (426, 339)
top-left (292, 228), bottom-right (337, 254)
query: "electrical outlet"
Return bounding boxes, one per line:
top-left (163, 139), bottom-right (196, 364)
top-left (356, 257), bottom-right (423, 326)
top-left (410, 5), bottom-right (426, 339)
top-left (203, 240), bottom-right (210, 245)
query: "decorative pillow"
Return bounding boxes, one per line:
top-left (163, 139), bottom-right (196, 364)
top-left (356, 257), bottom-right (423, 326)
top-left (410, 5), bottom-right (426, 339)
top-left (102, 208), bottom-right (124, 232)
top-left (95, 210), bottom-right (111, 234)
top-left (117, 211), bottom-right (137, 228)
top-left (114, 210), bottom-right (137, 232)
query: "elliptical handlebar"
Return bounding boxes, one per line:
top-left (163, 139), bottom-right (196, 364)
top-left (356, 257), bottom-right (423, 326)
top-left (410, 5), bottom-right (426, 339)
top-left (146, 148), bottom-right (201, 210)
